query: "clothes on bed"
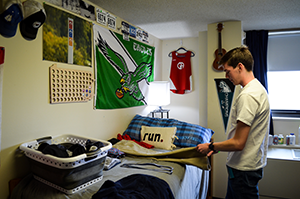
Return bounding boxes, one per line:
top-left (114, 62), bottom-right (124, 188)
top-left (120, 163), bottom-right (173, 174)
top-left (113, 140), bottom-right (210, 170)
top-left (104, 157), bottom-right (121, 170)
top-left (92, 174), bottom-right (175, 199)
top-left (107, 138), bottom-right (120, 145)
top-left (117, 133), bottom-right (154, 149)
top-left (107, 147), bottom-right (125, 158)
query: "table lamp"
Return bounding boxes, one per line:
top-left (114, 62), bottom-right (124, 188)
top-left (148, 81), bottom-right (170, 118)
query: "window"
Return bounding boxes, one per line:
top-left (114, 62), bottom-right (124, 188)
top-left (267, 32), bottom-right (300, 117)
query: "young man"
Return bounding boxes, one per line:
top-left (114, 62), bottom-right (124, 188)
top-left (196, 46), bottom-right (270, 199)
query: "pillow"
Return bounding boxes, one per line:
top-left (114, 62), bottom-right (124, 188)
top-left (140, 126), bottom-right (177, 150)
top-left (123, 114), bottom-right (214, 147)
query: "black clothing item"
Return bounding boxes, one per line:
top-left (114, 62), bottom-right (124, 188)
top-left (37, 139), bottom-right (105, 158)
top-left (107, 138), bottom-right (120, 145)
top-left (92, 174), bottom-right (174, 199)
top-left (38, 143), bottom-right (69, 157)
top-left (86, 139), bottom-right (104, 152)
top-left (68, 143), bottom-right (86, 157)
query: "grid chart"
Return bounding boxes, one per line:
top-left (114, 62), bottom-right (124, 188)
top-left (49, 64), bottom-right (94, 104)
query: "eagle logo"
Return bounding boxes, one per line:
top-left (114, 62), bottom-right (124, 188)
top-left (95, 30), bottom-right (152, 104)
top-left (219, 81), bottom-right (232, 93)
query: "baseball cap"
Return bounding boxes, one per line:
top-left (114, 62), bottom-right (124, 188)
top-left (20, 0), bottom-right (46, 40)
top-left (0, 0), bottom-right (23, 38)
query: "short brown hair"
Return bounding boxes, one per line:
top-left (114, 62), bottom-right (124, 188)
top-left (219, 46), bottom-right (254, 71)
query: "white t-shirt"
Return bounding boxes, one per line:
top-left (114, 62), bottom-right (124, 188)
top-left (226, 78), bottom-right (270, 171)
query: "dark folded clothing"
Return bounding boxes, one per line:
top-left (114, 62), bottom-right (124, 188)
top-left (107, 148), bottom-right (125, 158)
top-left (86, 139), bottom-right (104, 152)
top-left (38, 143), bottom-right (69, 157)
top-left (37, 139), bottom-right (105, 158)
top-left (68, 143), bottom-right (86, 156)
top-left (92, 174), bottom-right (174, 199)
top-left (107, 138), bottom-right (120, 145)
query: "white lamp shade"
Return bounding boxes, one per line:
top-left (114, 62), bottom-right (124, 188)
top-left (148, 81), bottom-right (170, 106)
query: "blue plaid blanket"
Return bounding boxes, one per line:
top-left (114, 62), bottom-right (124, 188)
top-left (123, 114), bottom-right (214, 147)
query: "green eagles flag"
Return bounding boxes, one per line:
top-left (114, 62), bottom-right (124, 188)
top-left (93, 24), bottom-right (155, 109)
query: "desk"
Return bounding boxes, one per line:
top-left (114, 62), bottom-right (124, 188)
top-left (258, 145), bottom-right (300, 199)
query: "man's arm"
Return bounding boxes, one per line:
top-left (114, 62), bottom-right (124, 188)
top-left (196, 121), bottom-right (250, 156)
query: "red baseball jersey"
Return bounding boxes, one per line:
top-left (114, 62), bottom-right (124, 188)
top-left (0, 47), bottom-right (4, 65)
top-left (169, 51), bottom-right (192, 94)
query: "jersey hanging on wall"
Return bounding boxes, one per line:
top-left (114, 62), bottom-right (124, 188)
top-left (169, 51), bottom-right (193, 94)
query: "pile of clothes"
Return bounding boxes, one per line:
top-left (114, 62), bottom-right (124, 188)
top-left (103, 134), bottom-right (155, 171)
top-left (37, 139), bottom-right (104, 158)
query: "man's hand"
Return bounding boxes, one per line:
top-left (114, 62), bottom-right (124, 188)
top-left (196, 143), bottom-right (210, 155)
top-left (196, 143), bottom-right (219, 157)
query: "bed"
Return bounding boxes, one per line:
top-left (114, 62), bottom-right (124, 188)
top-left (11, 114), bottom-right (214, 199)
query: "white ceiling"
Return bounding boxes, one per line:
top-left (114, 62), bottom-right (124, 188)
top-left (89, 0), bottom-right (300, 39)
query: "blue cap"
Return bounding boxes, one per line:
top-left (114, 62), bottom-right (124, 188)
top-left (0, 0), bottom-right (23, 38)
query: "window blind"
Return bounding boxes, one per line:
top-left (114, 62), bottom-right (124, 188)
top-left (267, 34), bottom-right (300, 71)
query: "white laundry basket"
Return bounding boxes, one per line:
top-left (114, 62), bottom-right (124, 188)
top-left (19, 134), bottom-right (112, 194)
